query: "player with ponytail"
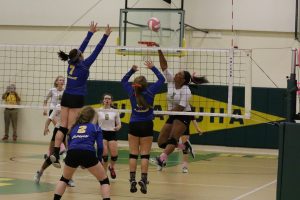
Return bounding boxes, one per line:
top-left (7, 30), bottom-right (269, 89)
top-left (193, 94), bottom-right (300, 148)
top-left (121, 60), bottom-right (165, 194)
top-left (50, 21), bottom-right (112, 168)
top-left (151, 43), bottom-right (208, 170)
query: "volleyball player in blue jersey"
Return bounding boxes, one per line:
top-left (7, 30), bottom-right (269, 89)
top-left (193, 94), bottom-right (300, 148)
top-left (53, 106), bottom-right (110, 200)
top-left (50, 21), bottom-right (112, 168)
top-left (121, 60), bottom-right (165, 194)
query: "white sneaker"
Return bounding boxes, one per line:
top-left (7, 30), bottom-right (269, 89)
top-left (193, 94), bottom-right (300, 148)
top-left (34, 171), bottom-right (43, 183)
top-left (50, 155), bottom-right (61, 168)
top-left (150, 157), bottom-right (166, 171)
top-left (182, 167), bottom-right (188, 173)
top-left (67, 179), bottom-right (75, 187)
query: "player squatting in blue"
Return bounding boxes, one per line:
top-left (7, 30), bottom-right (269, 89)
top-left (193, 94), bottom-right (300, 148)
top-left (121, 66), bottom-right (165, 122)
top-left (53, 106), bottom-right (110, 200)
top-left (68, 123), bottom-right (103, 157)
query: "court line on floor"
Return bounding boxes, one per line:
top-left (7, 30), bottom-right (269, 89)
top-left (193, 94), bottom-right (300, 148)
top-left (231, 179), bottom-right (276, 200)
top-left (0, 170), bottom-right (250, 190)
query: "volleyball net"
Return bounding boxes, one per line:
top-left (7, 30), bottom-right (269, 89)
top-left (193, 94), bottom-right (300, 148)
top-left (0, 44), bottom-right (252, 119)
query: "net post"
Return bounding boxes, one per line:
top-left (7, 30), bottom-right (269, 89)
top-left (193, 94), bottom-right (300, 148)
top-left (244, 50), bottom-right (252, 119)
top-left (286, 48), bottom-right (298, 122)
top-left (227, 48), bottom-right (234, 116)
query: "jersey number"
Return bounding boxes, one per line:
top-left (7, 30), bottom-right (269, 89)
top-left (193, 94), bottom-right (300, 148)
top-left (77, 125), bottom-right (87, 134)
top-left (69, 65), bottom-right (75, 75)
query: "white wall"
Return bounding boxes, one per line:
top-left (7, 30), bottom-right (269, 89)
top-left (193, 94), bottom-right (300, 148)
top-left (0, 0), bottom-right (299, 141)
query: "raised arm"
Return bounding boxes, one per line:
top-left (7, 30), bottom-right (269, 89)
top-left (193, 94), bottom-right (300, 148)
top-left (78, 21), bottom-right (98, 53)
top-left (82, 24), bottom-right (112, 67)
top-left (153, 43), bottom-right (168, 71)
top-left (144, 60), bottom-right (165, 94)
top-left (121, 65), bottom-right (137, 94)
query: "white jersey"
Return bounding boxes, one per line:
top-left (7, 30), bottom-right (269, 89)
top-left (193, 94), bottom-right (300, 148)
top-left (48, 105), bottom-right (61, 128)
top-left (45, 88), bottom-right (64, 109)
top-left (97, 107), bottom-right (121, 131)
top-left (163, 69), bottom-right (192, 111)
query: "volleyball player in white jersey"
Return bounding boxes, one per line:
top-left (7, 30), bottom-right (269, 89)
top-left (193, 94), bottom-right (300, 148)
top-left (97, 94), bottom-right (121, 179)
top-left (43, 76), bottom-right (65, 116)
top-left (42, 76), bottom-right (67, 163)
top-left (152, 44), bottom-right (208, 169)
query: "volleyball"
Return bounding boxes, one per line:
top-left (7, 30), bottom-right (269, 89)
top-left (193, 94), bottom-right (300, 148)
top-left (147, 17), bottom-right (160, 32)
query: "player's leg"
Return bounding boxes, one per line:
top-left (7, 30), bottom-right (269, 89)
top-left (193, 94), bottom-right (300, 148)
top-left (128, 133), bottom-right (139, 193)
top-left (102, 139), bottom-right (109, 171)
top-left (139, 135), bottom-right (153, 194)
top-left (50, 106), bottom-right (69, 167)
top-left (53, 165), bottom-right (77, 200)
top-left (87, 162), bottom-right (110, 200)
top-left (108, 137), bottom-right (118, 179)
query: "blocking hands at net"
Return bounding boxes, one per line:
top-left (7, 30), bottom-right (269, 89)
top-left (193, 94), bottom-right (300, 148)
top-left (151, 46), bottom-right (208, 170)
top-left (53, 106), bottom-right (110, 200)
top-left (50, 21), bottom-right (112, 168)
top-left (121, 60), bottom-right (165, 194)
top-left (2, 84), bottom-right (21, 142)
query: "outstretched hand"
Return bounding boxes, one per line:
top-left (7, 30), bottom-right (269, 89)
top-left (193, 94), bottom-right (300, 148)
top-left (132, 65), bottom-right (138, 72)
top-left (104, 24), bottom-right (112, 36)
top-left (89, 21), bottom-right (98, 33)
top-left (144, 60), bottom-right (154, 69)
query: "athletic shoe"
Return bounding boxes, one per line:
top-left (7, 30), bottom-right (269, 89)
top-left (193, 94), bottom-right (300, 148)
top-left (34, 171), bottom-right (43, 183)
top-left (182, 166), bottom-right (188, 173)
top-left (138, 179), bottom-right (149, 194)
top-left (185, 140), bottom-right (195, 159)
top-left (59, 149), bottom-right (66, 155)
top-left (150, 156), bottom-right (166, 171)
top-left (129, 180), bottom-right (137, 193)
top-left (13, 135), bottom-right (17, 142)
top-left (108, 165), bottom-right (116, 179)
top-left (67, 179), bottom-right (75, 187)
top-left (50, 155), bottom-right (61, 168)
top-left (2, 135), bottom-right (8, 141)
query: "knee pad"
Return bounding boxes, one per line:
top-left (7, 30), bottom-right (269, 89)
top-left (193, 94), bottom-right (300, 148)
top-left (58, 126), bottom-right (69, 135)
top-left (102, 155), bottom-right (109, 162)
top-left (140, 154), bottom-right (150, 160)
top-left (182, 149), bottom-right (188, 154)
top-left (129, 154), bottom-right (138, 159)
top-left (158, 143), bottom-right (167, 149)
top-left (111, 156), bottom-right (118, 162)
top-left (167, 137), bottom-right (178, 146)
top-left (60, 176), bottom-right (70, 184)
top-left (99, 177), bottom-right (110, 185)
top-left (46, 157), bottom-right (52, 165)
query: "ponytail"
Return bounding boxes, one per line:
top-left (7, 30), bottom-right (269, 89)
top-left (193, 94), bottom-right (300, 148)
top-left (58, 49), bottom-right (82, 62)
top-left (191, 76), bottom-right (209, 84)
top-left (183, 71), bottom-right (209, 85)
top-left (132, 76), bottom-right (151, 109)
top-left (57, 50), bottom-right (69, 61)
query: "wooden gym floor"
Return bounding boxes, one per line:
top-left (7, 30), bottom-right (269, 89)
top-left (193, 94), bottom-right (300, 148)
top-left (0, 141), bottom-right (277, 200)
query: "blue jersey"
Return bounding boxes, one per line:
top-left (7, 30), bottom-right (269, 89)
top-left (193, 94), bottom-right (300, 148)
top-left (65, 32), bottom-right (109, 96)
top-left (121, 66), bottom-right (165, 122)
top-left (68, 122), bottom-right (103, 160)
